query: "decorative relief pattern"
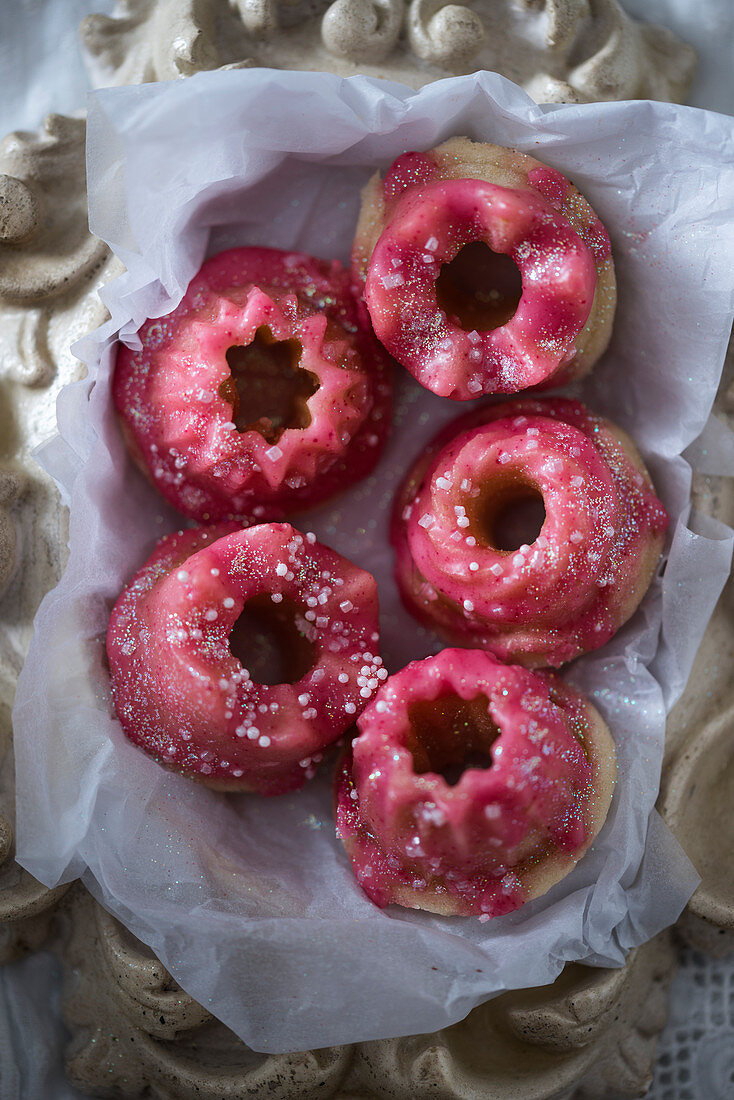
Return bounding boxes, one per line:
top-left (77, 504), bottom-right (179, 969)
top-left (63, 890), bottom-right (354, 1099)
top-left (322, 0), bottom-right (405, 63)
top-left (0, 114), bottom-right (118, 970)
top-left (407, 1), bottom-right (485, 65)
top-left (503, 961), bottom-right (631, 1051)
top-left (0, 467), bottom-right (22, 598)
top-left (58, 882), bottom-right (676, 1099)
top-left (661, 345), bottom-right (734, 960)
top-left (80, 0), bottom-right (696, 104)
top-left (346, 936), bottom-right (676, 1099)
top-left (662, 698), bottom-right (734, 958)
top-left (573, 936), bottom-right (676, 1098)
top-left (0, 116), bottom-right (108, 304)
top-left (0, 671), bottom-right (69, 965)
top-left (0, 862), bottom-right (70, 966)
top-left (0, 115), bottom-right (117, 393)
top-left (94, 906), bottom-right (214, 1040)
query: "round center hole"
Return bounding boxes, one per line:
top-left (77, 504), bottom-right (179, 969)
top-left (228, 594), bottom-right (316, 686)
top-left (219, 327), bottom-right (318, 443)
top-left (407, 695), bottom-right (499, 786)
top-left (470, 482), bottom-right (546, 553)
top-left (436, 241), bottom-right (523, 332)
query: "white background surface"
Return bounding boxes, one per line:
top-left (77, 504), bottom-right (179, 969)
top-left (1, 0), bottom-right (733, 1096)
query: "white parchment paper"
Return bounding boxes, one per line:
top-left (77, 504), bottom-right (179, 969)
top-left (12, 70), bottom-right (734, 1052)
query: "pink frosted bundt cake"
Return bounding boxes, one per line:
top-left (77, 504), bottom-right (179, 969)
top-left (106, 522), bottom-right (383, 796)
top-left (113, 247), bottom-right (392, 523)
top-left (335, 649), bottom-right (616, 917)
top-left (352, 137), bottom-right (616, 399)
top-left (393, 398), bottom-right (668, 668)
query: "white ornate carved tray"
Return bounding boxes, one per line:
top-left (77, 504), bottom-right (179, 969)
top-left (1, 2), bottom-right (732, 1097)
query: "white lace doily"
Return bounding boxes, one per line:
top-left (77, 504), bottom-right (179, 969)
top-left (651, 948), bottom-right (734, 1098)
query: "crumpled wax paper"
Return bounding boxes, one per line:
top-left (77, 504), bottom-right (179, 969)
top-left (12, 69), bottom-right (734, 1053)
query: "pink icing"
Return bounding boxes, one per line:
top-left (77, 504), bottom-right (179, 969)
top-left (527, 166), bottom-right (612, 263)
top-left (364, 179), bottom-right (598, 399)
top-left (382, 151), bottom-right (436, 207)
top-left (335, 649), bottom-right (601, 917)
top-left (392, 398), bottom-right (668, 667)
top-left (526, 165), bottom-right (569, 209)
top-left (107, 522), bottom-right (382, 795)
top-left (113, 247), bottom-right (392, 524)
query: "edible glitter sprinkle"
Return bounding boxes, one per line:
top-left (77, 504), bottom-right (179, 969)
top-left (336, 647), bottom-right (615, 917)
top-left (392, 396), bottom-right (668, 668)
top-left (106, 522), bottom-right (381, 796)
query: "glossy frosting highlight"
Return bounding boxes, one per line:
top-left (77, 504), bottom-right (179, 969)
top-left (352, 137), bottom-right (616, 399)
top-left (107, 522), bottom-right (382, 795)
top-left (335, 649), bottom-right (617, 917)
top-left (114, 247), bottom-right (392, 523)
top-left (365, 177), bottom-right (597, 398)
top-left (393, 397), bottom-right (668, 667)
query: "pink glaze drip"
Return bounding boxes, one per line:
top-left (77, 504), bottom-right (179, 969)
top-left (392, 397), bottom-right (668, 667)
top-left (527, 165), bottom-right (568, 208)
top-left (107, 522), bottom-right (381, 795)
top-left (527, 167), bottom-right (612, 263)
top-left (364, 179), bottom-right (598, 399)
top-left (382, 151), bottom-right (436, 207)
top-left (335, 649), bottom-right (601, 916)
top-left (113, 247), bottom-right (392, 524)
